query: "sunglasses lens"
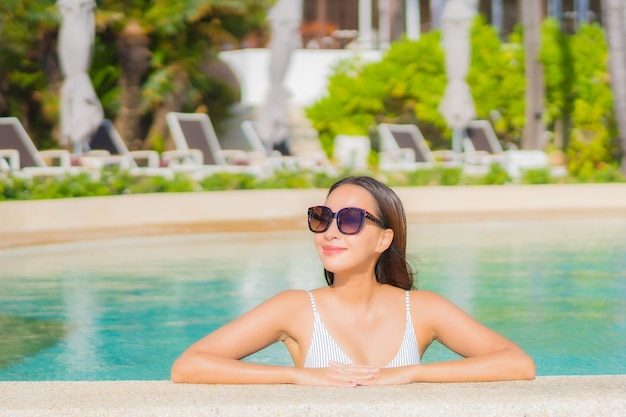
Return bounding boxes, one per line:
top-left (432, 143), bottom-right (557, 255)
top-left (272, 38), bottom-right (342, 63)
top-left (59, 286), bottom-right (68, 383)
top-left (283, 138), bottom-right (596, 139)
top-left (337, 208), bottom-right (365, 235)
top-left (308, 206), bottom-right (332, 233)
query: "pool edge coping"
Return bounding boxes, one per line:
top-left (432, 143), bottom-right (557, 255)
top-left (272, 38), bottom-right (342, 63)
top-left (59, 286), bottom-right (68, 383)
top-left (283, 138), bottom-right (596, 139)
top-left (0, 375), bottom-right (625, 416)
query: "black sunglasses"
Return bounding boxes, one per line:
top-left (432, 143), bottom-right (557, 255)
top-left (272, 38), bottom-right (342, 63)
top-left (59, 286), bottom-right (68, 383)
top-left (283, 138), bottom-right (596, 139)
top-left (307, 206), bottom-right (387, 235)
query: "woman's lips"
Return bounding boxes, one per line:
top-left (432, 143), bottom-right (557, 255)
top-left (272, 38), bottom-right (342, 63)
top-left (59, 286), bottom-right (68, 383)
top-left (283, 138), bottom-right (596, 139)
top-left (322, 245), bottom-right (346, 255)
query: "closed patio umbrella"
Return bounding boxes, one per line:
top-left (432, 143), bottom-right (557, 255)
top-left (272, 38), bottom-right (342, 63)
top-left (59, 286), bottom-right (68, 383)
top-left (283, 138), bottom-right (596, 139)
top-left (438, 0), bottom-right (476, 154)
top-left (255, 0), bottom-right (303, 155)
top-left (57, 0), bottom-right (103, 154)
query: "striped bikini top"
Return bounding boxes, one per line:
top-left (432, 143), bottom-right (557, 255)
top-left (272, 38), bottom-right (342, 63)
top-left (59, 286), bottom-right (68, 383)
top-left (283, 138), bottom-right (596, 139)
top-left (303, 290), bottom-right (420, 368)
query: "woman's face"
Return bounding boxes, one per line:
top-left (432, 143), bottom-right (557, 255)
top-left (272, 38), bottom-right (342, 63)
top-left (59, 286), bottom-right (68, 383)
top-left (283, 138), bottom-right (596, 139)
top-left (313, 184), bottom-right (393, 279)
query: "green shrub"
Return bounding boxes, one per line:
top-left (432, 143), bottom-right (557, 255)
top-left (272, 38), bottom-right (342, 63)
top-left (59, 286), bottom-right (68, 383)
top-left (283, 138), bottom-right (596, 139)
top-left (404, 168), bottom-right (440, 186)
top-left (307, 16), bottom-right (528, 155)
top-left (521, 168), bottom-right (552, 184)
top-left (381, 167), bottom-right (463, 187)
top-left (25, 173), bottom-right (110, 200)
top-left (479, 163), bottom-right (511, 185)
top-left (199, 172), bottom-right (258, 191)
top-left (307, 16), bottom-right (623, 178)
top-left (306, 30), bottom-right (448, 154)
top-left (439, 167), bottom-right (464, 186)
top-left (566, 24), bottom-right (619, 179)
top-left (584, 164), bottom-right (625, 183)
top-left (254, 169), bottom-right (343, 190)
top-left (0, 162), bottom-right (600, 202)
top-left (469, 18), bottom-right (526, 145)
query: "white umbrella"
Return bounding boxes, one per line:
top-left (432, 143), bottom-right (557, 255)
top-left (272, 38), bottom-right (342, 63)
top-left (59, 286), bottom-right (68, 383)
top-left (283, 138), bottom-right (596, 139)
top-left (57, 0), bottom-right (103, 155)
top-left (438, 0), bottom-right (476, 154)
top-left (255, 0), bottom-right (303, 155)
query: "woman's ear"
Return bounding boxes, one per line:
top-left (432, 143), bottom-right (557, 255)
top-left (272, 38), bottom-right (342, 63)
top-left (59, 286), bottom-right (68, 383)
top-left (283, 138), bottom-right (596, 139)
top-left (376, 229), bottom-right (394, 253)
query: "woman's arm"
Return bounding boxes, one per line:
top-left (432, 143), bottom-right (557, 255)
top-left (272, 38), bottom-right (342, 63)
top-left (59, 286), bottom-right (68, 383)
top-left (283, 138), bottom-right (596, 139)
top-left (412, 290), bottom-right (535, 382)
top-left (357, 290), bottom-right (535, 385)
top-left (171, 290), bottom-right (375, 386)
top-left (171, 290), bottom-right (302, 384)
top-left (172, 350), bottom-right (296, 384)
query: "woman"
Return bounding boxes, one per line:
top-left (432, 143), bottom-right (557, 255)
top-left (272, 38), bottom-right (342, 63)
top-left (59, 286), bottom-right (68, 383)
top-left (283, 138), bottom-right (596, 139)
top-left (171, 176), bottom-right (535, 386)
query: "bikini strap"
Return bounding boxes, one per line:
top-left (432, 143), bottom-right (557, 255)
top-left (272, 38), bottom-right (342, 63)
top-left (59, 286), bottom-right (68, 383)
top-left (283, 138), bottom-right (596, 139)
top-left (307, 290), bottom-right (318, 312)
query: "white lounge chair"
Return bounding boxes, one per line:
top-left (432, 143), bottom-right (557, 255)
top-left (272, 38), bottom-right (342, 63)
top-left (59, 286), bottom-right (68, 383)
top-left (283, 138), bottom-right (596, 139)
top-left (87, 119), bottom-right (174, 178)
top-left (241, 119), bottom-right (333, 171)
top-left (240, 120), bottom-right (304, 170)
top-left (0, 117), bottom-right (82, 178)
top-left (464, 120), bottom-right (566, 179)
top-left (166, 112), bottom-right (270, 179)
top-left (462, 120), bottom-right (507, 166)
top-left (378, 123), bottom-right (458, 171)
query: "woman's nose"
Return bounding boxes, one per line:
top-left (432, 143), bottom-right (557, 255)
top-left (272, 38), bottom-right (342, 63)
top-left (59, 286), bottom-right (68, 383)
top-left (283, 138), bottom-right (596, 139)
top-left (323, 216), bottom-right (340, 238)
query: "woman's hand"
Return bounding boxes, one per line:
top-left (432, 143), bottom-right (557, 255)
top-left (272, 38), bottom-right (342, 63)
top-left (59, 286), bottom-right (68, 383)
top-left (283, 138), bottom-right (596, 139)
top-left (350, 365), bottom-right (414, 386)
top-left (292, 362), bottom-right (380, 387)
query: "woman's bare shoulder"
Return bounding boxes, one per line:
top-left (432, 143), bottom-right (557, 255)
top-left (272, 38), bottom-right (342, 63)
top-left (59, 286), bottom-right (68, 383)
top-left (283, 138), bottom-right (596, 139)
top-left (268, 290), bottom-right (309, 304)
top-left (409, 289), bottom-right (451, 307)
top-left (410, 288), bottom-right (439, 298)
top-left (263, 289), bottom-right (313, 310)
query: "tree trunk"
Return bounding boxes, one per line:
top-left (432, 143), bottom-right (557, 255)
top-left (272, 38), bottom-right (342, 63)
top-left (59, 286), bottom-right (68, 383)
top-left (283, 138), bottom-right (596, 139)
top-left (116, 21), bottom-right (150, 150)
top-left (521, 0), bottom-right (545, 150)
top-left (389, 0), bottom-right (404, 41)
top-left (602, 0), bottom-right (626, 175)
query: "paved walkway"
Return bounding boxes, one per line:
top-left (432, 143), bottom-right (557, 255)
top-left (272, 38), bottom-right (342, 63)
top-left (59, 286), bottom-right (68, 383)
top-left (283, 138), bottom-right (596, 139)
top-left (1, 183), bottom-right (625, 249)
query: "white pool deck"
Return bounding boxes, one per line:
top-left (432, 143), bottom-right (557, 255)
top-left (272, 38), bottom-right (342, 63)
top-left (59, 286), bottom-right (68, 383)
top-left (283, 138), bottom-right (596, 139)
top-left (1, 183), bottom-right (626, 416)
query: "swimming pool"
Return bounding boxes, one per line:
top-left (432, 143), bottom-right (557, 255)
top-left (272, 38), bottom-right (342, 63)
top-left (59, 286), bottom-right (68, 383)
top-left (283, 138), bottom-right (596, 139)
top-left (0, 218), bottom-right (624, 380)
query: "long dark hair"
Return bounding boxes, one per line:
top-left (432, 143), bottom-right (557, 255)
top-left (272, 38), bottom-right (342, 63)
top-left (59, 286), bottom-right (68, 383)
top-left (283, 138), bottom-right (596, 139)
top-left (322, 176), bottom-right (415, 290)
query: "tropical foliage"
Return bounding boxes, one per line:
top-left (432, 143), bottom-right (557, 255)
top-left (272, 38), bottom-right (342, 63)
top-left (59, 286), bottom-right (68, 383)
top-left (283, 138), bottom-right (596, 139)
top-left (0, 0), bottom-right (273, 151)
top-left (306, 17), bottom-right (526, 158)
top-left (0, 5), bottom-right (622, 182)
top-left (306, 17), bottom-right (622, 180)
top-left (541, 19), bottom-right (620, 179)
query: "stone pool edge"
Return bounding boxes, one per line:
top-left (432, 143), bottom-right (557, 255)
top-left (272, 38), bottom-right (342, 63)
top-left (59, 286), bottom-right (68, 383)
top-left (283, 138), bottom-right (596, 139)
top-left (0, 375), bottom-right (624, 416)
top-left (2, 183), bottom-right (626, 249)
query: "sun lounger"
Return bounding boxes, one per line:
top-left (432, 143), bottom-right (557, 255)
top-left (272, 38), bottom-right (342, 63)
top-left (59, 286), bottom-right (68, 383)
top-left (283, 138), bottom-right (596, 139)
top-left (462, 120), bottom-right (507, 166)
top-left (241, 120), bottom-right (326, 169)
top-left (86, 120), bottom-right (174, 178)
top-left (378, 123), bottom-right (458, 171)
top-left (0, 116), bottom-right (83, 178)
top-left (166, 112), bottom-right (273, 178)
top-left (464, 120), bottom-right (567, 179)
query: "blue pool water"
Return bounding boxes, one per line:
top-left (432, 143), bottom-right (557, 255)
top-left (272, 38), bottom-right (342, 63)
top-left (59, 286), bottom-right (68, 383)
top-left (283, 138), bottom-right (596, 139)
top-left (0, 218), bottom-right (625, 381)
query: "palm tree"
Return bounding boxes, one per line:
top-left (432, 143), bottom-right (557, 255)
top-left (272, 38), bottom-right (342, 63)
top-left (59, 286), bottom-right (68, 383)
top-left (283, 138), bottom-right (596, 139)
top-left (0, 0), bottom-right (273, 150)
top-left (96, 0), bottom-right (274, 150)
top-left (521, 0), bottom-right (545, 150)
top-left (602, 0), bottom-right (626, 174)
